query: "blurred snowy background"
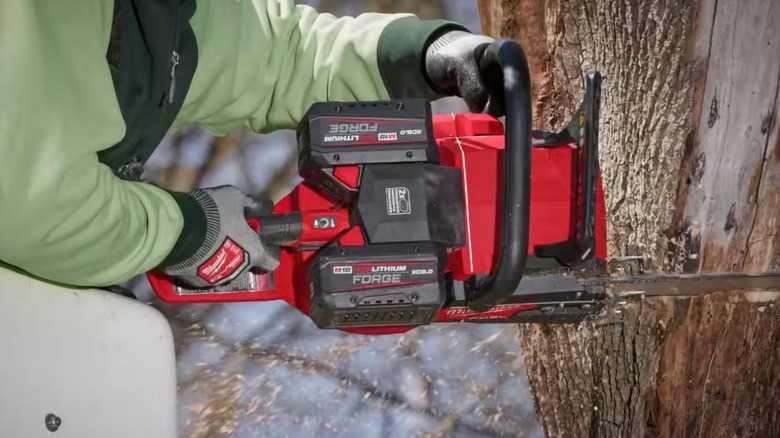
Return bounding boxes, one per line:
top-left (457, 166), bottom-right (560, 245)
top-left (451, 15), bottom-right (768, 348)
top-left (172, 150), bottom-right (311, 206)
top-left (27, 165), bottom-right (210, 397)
top-left (125, 1), bottom-right (542, 436)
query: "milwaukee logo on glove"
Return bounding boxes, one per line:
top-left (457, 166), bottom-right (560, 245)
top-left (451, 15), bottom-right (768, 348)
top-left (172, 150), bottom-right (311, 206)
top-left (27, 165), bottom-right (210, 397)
top-left (198, 238), bottom-right (248, 284)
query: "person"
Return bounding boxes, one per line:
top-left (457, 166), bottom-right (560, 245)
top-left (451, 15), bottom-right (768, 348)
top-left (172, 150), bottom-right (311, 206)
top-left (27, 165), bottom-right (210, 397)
top-left (0, 0), bottom-right (500, 289)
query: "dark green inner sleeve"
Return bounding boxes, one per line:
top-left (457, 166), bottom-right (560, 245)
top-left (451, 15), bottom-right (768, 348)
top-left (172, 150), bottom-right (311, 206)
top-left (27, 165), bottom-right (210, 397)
top-left (377, 17), bottom-right (470, 100)
top-left (158, 191), bottom-right (207, 268)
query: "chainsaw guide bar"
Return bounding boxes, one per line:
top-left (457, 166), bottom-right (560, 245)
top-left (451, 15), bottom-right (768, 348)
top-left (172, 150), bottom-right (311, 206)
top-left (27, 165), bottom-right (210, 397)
top-left (558, 262), bottom-right (780, 322)
top-left (600, 270), bottom-right (780, 297)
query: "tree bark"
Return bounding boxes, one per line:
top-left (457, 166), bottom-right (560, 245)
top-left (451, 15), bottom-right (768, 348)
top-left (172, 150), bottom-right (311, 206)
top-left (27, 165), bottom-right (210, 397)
top-left (476, 0), bottom-right (780, 436)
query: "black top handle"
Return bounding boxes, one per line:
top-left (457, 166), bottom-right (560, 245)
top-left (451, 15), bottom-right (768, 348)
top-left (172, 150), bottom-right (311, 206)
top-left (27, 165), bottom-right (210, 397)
top-left (465, 39), bottom-right (533, 312)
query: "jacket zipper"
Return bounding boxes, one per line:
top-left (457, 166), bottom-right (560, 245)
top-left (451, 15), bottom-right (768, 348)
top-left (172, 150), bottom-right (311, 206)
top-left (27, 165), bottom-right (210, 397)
top-left (168, 51), bottom-right (179, 104)
top-left (167, 0), bottom-right (181, 104)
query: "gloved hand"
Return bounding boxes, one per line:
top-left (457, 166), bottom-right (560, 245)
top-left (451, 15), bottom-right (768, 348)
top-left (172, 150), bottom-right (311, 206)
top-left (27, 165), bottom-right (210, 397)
top-left (160, 186), bottom-right (279, 288)
top-left (424, 31), bottom-right (503, 116)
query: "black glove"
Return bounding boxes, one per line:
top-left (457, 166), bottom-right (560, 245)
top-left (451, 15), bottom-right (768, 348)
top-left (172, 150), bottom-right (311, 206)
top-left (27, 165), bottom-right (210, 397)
top-left (161, 186), bottom-right (279, 288)
top-left (424, 31), bottom-right (504, 116)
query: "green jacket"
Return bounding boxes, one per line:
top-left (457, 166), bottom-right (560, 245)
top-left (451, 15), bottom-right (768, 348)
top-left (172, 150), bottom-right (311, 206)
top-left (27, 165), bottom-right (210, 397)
top-left (0, 0), bottom-right (465, 287)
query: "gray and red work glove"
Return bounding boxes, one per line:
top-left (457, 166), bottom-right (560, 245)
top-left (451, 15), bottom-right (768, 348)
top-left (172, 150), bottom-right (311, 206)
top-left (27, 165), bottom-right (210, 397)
top-left (424, 31), bottom-right (503, 116)
top-left (161, 186), bottom-right (278, 288)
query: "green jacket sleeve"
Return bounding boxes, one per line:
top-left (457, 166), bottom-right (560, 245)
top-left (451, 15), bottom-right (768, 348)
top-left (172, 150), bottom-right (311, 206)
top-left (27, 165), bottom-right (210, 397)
top-left (0, 0), bottom-right (185, 287)
top-left (0, 0), bottom-right (464, 288)
top-left (175, 0), bottom-right (467, 135)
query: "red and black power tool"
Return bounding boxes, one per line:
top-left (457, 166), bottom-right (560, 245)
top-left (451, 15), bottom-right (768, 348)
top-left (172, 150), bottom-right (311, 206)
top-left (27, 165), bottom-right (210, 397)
top-left (148, 40), bottom-right (608, 335)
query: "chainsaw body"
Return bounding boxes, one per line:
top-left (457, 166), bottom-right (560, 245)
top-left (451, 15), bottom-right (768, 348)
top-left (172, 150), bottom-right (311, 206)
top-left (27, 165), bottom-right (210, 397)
top-left (148, 41), bottom-right (608, 334)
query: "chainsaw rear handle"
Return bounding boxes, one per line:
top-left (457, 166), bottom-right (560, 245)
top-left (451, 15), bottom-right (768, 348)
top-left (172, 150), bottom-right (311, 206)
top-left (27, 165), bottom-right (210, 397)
top-left (253, 213), bottom-right (303, 245)
top-left (249, 209), bottom-right (353, 249)
top-left (465, 39), bottom-right (533, 312)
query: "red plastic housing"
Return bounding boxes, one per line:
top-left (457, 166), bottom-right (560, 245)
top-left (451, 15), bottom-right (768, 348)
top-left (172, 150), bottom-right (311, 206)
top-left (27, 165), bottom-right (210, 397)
top-left (148, 112), bottom-right (608, 334)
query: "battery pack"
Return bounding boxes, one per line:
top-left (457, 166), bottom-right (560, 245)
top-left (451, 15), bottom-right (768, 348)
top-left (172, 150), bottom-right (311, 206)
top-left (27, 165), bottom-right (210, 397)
top-left (307, 242), bottom-right (447, 329)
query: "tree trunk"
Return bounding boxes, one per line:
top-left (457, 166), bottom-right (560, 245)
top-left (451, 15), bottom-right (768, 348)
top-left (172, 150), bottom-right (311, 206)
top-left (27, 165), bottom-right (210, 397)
top-left (476, 0), bottom-right (780, 436)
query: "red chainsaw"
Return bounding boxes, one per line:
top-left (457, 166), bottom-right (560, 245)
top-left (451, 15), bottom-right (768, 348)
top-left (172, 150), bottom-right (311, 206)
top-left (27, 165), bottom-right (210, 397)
top-left (147, 40), bottom-right (780, 335)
